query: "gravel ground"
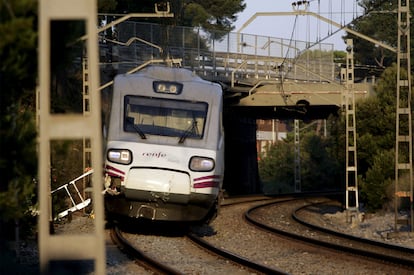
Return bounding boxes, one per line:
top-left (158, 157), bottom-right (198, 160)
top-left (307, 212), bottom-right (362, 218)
top-left (1, 213), bottom-right (149, 275)
top-left (122, 230), bottom-right (257, 274)
top-left (203, 200), bottom-right (413, 275)
top-left (3, 199), bottom-right (414, 274)
top-left (299, 203), bottom-right (414, 248)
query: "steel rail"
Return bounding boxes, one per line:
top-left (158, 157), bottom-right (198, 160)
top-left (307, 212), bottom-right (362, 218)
top-left (245, 199), bottom-right (414, 268)
top-left (187, 232), bottom-right (288, 275)
top-left (110, 227), bottom-right (183, 275)
top-left (292, 203), bottom-right (414, 266)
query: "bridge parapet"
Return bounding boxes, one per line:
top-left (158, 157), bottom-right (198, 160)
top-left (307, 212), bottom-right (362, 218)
top-left (100, 21), bottom-right (335, 85)
top-left (99, 20), bottom-right (375, 114)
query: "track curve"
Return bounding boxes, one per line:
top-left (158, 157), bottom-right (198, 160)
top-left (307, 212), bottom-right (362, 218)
top-left (110, 226), bottom-right (182, 274)
top-left (245, 198), bottom-right (414, 269)
top-left (292, 202), bottom-right (414, 266)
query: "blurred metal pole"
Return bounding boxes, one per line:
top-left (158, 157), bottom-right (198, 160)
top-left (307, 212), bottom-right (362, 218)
top-left (38, 0), bottom-right (105, 273)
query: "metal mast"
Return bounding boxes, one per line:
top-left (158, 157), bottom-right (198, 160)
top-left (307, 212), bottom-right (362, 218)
top-left (82, 58), bottom-right (92, 209)
top-left (343, 39), bottom-right (359, 221)
top-left (294, 119), bottom-right (301, 192)
top-left (395, 0), bottom-right (413, 232)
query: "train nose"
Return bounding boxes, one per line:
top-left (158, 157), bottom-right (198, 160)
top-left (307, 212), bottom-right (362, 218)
top-left (124, 168), bottom-right (191, 199)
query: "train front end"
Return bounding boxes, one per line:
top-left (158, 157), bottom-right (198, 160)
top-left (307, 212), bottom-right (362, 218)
top-left (103, 66), bottom-right (224, 223)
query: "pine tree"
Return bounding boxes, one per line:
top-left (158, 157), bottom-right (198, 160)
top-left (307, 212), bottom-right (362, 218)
top-left (0, 0), bottom-right (38, 239)
top-left (109, 0), bottom-right (246, 33)
top-left (345, 0), bottom-right (414, 68)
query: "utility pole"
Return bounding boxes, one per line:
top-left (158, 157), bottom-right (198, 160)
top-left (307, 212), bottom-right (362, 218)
top-left (294, 119), bottom-right (301, 192)
top-left (394, 0), bottom-right (413, 232)
top-left (343, 39), bottom-right (359, 222)
top-left (82, 58), bottom-right (92, 211)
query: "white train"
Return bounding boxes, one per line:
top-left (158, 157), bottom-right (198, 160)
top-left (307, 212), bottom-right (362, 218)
top-left (103, 66), bottom-right (225, 223)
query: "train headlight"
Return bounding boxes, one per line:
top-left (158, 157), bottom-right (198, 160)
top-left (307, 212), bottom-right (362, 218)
top-left (107, 149), bottom-right (132, 165)
top-left (153, 81), bottom-right (183, 95)
top-left (189, 156), bottom-right (215, 172)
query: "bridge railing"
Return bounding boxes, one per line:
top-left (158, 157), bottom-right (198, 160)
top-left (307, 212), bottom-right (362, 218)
top-left (99, 21), bottom-right (335, 84)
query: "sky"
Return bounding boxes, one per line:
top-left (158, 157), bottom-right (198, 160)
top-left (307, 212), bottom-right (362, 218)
top-left (234, 0), bottom-right (363, 51)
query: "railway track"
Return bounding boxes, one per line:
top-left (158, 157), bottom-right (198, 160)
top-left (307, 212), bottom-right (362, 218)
top-left (245, 198), bottom-right (414, 269)
top-left (109, 195), bottom-right (287, 274)
top-left (293, 202), bottom-right (414, 266)
top-left (199, 195), bottom-right (413, 274)
top-left (108, 194), bottom-right (413, 274)
top-left (109, 226), bottom-right (181, 274)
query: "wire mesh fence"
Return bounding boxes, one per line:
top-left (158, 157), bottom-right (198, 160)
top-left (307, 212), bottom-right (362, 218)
top-left (99, 21), bottom-right (335, 83)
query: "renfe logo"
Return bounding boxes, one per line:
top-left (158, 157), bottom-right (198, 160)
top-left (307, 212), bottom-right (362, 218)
top-left (142, 152), bottom-right (166, 158)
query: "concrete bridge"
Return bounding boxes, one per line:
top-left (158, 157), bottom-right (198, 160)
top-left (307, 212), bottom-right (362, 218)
top-left (99, 21), bottom-right (374, 119)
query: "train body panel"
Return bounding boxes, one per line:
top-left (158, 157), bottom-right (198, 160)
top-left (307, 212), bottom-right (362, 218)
top-left (103, 66), bottom-right (224, 223)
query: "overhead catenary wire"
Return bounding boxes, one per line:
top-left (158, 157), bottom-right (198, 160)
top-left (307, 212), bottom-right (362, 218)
top-left (278, 0), bottom-right (347, 106)
top-left (277, 14), bottom-right (299, 105)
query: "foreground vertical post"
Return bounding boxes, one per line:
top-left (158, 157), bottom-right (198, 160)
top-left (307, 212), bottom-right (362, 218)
top-left (38, 0), bottom-right (105, 273)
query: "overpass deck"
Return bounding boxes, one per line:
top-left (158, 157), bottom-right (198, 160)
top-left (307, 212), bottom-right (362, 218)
top-left (99, 21), bottom-right (375, 118)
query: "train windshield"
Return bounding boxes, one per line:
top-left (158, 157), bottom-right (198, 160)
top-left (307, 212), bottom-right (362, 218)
top-left (124, 95), bottom-right (208, 140)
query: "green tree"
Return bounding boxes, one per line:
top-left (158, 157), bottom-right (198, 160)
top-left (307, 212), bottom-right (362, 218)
top-left (180, 0), bottom-right (246, 33)
top-left (333, 50), bottom-right (346, 64)
top-left (259, 140), bottom-right (295, 194)
top-left (0, 106), bottom-right (37, 230)
top-left (0, 0), bottom-right (38, 239)
top-left (259, 118), bottom-right (343, 194)
top-left (300, 132), bottom-right (342, 191)
top-left (360, 149), bottom-right (395, 211)
top-left (49, 20), bottom-right (85, 113)
top-left (0, 0), bottom-right (37, 113)
top-left (345, 0), bottom-right (414, 68)
top-left (354, 64), bottom-right (414, 211)
top-left (356, 65), bottom-right (397, 175)
top-left (111, 0), bottom-right (246, 33)
top-left (98, 0), bottom-right (117, 12)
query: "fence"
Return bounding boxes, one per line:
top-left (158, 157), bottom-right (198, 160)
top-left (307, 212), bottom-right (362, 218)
top-left (99, 21), bottom-right (335, 84)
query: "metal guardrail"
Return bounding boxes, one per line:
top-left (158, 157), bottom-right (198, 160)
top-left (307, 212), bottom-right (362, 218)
top-left (99, 21), bottom-right (335, 85)
top-left (51, 169), bottom-right (94, 220)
